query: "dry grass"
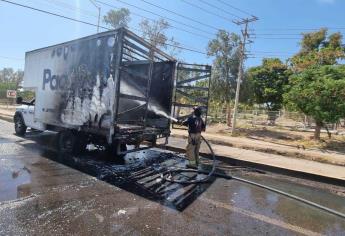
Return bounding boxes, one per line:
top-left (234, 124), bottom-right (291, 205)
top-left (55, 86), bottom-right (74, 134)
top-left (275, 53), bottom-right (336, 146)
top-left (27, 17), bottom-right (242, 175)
top-left (207, 123), bottom-right (345, 154)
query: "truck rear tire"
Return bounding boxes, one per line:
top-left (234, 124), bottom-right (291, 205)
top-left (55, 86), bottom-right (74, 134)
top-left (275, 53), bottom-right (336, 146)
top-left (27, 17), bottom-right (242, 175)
top-left (105, 142), bottom-right (127, 159)
top-left (73, 133), bottom-right (88, 155)
top-left (14, 114), bottom-right (27, 136)
top-left (57, 130), bottom-right (75, 154)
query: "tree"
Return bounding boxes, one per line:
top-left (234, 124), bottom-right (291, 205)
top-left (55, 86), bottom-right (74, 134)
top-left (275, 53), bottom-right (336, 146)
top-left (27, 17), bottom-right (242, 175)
top-left (0, 68), bottom-right (24, 86)
top-left (103, 8), bottom-right (131, 28)
top-left (139, 18), bottom-right (180, 56)
top-left (0, 68), bottom-right (24, 100)
top-left (207, 30), bottom-right (243, 103)
top-left (247, 58), bottom-right (291, 111)
top-left (290, 28), bottom-right (345, 72)
top-left (284, 65), bottom-right (345, 140)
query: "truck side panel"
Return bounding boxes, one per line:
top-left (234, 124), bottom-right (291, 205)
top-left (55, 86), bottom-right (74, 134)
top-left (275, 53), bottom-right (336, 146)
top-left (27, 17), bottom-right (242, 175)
top-left (23, 33), bottom-right (119, 131)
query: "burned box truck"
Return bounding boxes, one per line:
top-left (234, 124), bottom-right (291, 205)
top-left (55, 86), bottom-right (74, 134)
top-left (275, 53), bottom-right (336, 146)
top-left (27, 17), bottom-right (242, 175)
top-left (14, 27), bottom-right (211, 156)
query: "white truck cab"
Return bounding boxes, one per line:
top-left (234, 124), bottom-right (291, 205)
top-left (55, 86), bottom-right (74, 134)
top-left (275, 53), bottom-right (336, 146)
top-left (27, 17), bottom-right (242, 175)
top-left (14, 98), bottom-right (46, 135)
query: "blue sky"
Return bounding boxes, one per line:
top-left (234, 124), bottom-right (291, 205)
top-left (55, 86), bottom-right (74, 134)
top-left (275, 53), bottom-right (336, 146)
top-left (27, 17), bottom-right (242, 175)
top-left (1, 0), bottom-right (345, 70)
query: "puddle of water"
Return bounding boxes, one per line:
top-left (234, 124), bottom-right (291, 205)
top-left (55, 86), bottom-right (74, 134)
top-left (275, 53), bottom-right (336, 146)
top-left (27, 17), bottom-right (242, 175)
top-left (0, 159), bottom-right (32, 201)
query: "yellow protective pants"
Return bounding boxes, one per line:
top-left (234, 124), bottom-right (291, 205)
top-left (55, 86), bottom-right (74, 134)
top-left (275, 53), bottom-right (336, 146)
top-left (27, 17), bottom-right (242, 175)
top-left (186, 133), bottom-right (201, 165)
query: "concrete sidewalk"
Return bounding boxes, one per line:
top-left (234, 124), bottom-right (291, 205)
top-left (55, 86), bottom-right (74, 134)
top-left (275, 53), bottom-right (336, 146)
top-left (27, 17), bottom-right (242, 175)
top-left (167, 137), bottom-right (345, 183)
top-left (0, 106), bottom-right (14, 122)
top-left (171, 129), bottom-right (345, 166)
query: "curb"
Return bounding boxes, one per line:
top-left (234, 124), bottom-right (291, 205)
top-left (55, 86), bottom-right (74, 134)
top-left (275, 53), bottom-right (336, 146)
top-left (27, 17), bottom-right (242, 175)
top-left (0, 114), bottom-right (13, 123)
top-left (170, 133), bottom-right (345, 167)
top-left (165, 145), bottom-right (345, 187)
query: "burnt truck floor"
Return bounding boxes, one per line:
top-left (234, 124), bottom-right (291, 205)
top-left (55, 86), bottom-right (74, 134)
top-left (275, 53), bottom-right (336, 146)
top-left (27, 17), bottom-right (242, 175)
top-left (1, 122), bottom-right (345, 235)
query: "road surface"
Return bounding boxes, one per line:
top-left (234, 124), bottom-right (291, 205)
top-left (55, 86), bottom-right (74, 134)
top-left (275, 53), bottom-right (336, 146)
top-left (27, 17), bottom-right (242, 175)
top-left (0, 120), bottom-right (344, 235)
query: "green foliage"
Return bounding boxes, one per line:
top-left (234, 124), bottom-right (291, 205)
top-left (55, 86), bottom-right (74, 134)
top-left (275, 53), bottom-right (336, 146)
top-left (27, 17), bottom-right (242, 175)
top-left (290, 28), bottom-right (345, 72)
top-left (247, 58), bottom-right (291, 110)
top-left (18, 90), bottom-right (35, 101)
top-left (284, 65), bottom-right (345, 136)
top-left (0, 82), bottom-right (17, 99)
top-left (207, 30), bottom-right (241, 104)
top-left (103, 8), bottom-right (131, 28)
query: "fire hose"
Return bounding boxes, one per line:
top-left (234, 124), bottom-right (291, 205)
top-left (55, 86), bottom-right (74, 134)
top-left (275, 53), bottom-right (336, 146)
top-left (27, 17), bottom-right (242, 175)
top-left (159, 135), bottom-right (345, 219)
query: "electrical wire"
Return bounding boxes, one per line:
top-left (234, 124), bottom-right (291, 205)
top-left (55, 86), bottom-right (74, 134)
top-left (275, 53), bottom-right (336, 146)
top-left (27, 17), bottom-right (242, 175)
top-left (0, 0), bottom-right (209, 55)
top-left (139, 0), bottom-right (221, 31)
top-left (216, 0), bottom-right (255, 17)
top-left (0, 55), bottom-right (24, 60)
top-left (254, 37), bottom-right (302, 40)
top-left (44, 0), bottom-right (98, 18)
top-left (0, 0), bottom-right (109, 30)
top-left (180, 0), bottom-right (238, 23)
top-left (100, 0), bottom-right (217, 36)
top-left (96, 0), bottom-right (213, 40)
top-left (255, 27), bottom-right (345, 31)
top-left (197, 0), bottom-right (241, 19)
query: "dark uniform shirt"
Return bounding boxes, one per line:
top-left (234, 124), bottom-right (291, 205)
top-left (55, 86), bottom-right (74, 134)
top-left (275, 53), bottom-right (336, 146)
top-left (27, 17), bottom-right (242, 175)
top-left (182, 116), bottom-right (205, 134)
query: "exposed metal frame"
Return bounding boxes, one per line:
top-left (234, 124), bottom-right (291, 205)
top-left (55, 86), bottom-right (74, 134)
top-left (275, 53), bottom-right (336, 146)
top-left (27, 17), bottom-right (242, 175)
top-left (172, 63), bottom-right (212, 130)
top-left (110, 27), bottom-right (176, 142)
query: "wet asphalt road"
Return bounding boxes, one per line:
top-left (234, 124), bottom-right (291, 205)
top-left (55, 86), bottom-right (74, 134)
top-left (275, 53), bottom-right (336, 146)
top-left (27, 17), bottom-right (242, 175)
top-left (1, 120), bottom-right (345, 235)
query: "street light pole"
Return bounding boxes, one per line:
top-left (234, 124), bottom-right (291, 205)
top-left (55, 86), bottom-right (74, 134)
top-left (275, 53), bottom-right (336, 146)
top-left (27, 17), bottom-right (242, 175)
top-left (89, 0), bottom-right (101, 33)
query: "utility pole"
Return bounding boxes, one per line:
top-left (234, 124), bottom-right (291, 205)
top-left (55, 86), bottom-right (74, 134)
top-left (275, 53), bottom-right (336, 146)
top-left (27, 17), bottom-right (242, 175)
top-left (231, 16), bottom-right (258, 134)
top-left (89, 0), bottom-right (101, 33)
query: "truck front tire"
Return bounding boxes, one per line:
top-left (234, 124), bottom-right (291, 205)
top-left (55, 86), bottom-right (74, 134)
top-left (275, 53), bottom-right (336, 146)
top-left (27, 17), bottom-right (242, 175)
top-left (14, 114), bottom-right (27, 136)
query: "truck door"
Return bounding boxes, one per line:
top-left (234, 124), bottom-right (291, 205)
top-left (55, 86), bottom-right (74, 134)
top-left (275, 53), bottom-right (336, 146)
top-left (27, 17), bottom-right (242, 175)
top-left (172, 63), bottom-right (211, 129)
top-left (21, 100), bottom-right (35, 128)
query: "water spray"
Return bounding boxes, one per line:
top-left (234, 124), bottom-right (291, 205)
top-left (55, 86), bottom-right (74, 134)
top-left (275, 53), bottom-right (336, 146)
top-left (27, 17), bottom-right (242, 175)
top-left (120, 80), bottom-right (178, 122)
top-left (147, 104), bottom-right (178, 122)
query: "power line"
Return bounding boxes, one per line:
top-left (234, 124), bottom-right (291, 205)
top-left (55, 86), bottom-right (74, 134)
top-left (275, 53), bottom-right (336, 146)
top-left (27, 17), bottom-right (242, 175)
top-left (0, 0), bottom-right (209, 55)
top-left (249, 56), bottom-right (291, 58)
top-left (254, 33), bottom-right (303, 36)
top-left (180, 0), bottom-right (238, 23)
top-left (251, 50), bottom-right (293, 53)
top-left (197, 0), bottom-right (241, 19)
top-left (104, 0), bottom-right (216, 36)
top-left (0, 55), bottom-right (24, 61)
top-left (96, 0), bottom-right (213, 40)
top-left (0, 0), bottom-right (109, 29)
top-left (250, 52), bottom-right (294, 56)
top-left (254, 37), bottom-right (302, 40)
top-left (216, 0), bottom-right (255, 17)
top-left (255, 27), bottom-right (345, 32)
top-left (27, 0), bottom-right (98, 19)
top-left (139, 0), bottom-right (221, 31)
top-left (44, 0), bottom-right (98, 18)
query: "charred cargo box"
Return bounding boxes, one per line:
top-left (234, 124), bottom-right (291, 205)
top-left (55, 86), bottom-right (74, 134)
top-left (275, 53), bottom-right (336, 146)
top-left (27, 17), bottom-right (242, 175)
top-left (22, 27), bottom-right (177, 150)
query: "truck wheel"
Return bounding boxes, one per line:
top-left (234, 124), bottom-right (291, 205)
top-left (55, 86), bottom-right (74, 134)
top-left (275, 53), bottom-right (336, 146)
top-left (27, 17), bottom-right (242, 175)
top-left (72, 133), bottom-right (88, 155)
top-left (14, 114), bottom-right (27, 136)
top-left (57, 130), bottom-right (75, 154)
top-left (105, 142), bottom-right (127, 159)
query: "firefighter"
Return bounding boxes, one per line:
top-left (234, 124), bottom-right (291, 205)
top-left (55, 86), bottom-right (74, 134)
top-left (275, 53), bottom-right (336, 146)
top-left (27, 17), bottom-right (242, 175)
top-left (180, 107), bottom-right (205, 169)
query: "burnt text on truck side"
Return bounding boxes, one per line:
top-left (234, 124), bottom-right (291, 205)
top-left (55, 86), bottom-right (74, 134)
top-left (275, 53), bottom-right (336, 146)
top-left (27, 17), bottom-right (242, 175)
top-left (42, 69), bottom-right (69, 90)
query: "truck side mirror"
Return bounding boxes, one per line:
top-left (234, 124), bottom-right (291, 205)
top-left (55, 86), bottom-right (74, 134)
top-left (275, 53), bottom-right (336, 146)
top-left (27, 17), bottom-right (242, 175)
top-left (16, 97), bottom-right (23, 104)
